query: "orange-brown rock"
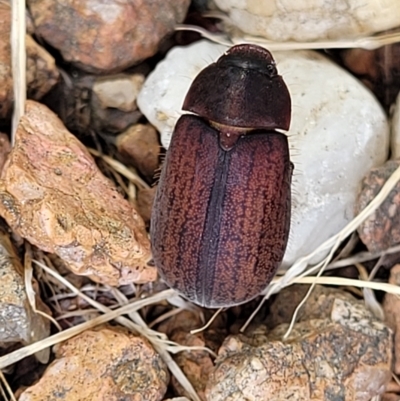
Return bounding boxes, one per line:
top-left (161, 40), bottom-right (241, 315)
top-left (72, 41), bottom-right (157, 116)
top-left (116, 124), bottom-right (160, 181)
top-left (0, 227), bottom-right (49, 352)
top-left (355, 159), bottom-right (400, 252)
top-left (383, 264), bottom-right (400, 375)
top-left (27, 0), bottom-right (191, 73)
top-left (207, 288), bottom-right (393, 400)
top-left (0, 3), bottom-right (59, 119)
top-left (19, 326), bottom-right (169, 401)
top-left (0, 100), bottom-right (155, 286)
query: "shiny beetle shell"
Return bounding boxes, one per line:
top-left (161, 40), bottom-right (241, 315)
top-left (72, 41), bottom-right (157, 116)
top-left (151, 44), bottom-right (292, 308)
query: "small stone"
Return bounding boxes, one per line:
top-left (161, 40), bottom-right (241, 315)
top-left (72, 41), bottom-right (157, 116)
top-left (383, 264), bottom-right (400, 375)
top-left (93, 74), bottom-right (145, 112)
top-left (136, 186), bottom-right (158, 225)
top-left (206, 289), bottom-right (393, 401)
top-left (0, 228), bottom-right (49, 350)
top-left (116, 124), bottom-right (160, 181)
top-left (0, 100), bottom-right (155, 287)
top-left (0, 3), bottom-right (59, 119)
top-left (18, 326), bottom-right (169, 401)
top-left (355, 159), bottom-right (400, 253)
top-left (27, 0), bottom-right (191, 74)
top-left (213, 0), bottom-right (400, 41)
top-left (138, 40), bottom-right (389, 268)
top-left (45, 71), bottom-right (143, 137)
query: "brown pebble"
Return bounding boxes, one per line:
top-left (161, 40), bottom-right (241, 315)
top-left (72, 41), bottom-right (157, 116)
top-left (18, 326), bottom-right (169, 401)
top-left (0, 100), bottom-right (155, 287)
top-left (355, 159), bottom-right (400, 252)
top-left (383, 264), bottom-right (400, 375)
top-left (207, 287), bottom-right (393, 401)
top-left (116, 124), bottom-right (161, 181)
top-left (28, 0), bottom-right (191, 73)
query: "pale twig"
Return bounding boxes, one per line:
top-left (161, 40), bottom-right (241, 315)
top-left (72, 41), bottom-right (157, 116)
top-left (175, 24), bottom-right (400, 51)
top-left (0, 287), bottom-right (176, 370)
top-left (290, 276), bottom-right (400, 293)
top-left (11, 0), bottom-right (26, 144)
top-left (35, 261), bottom-right (207, 401)
top-left (191, 307), bottom-right (224, 335)
top-left (0, 370), bottom-right (16, 401)
top-left (88, 148), bottom-right (150, 189)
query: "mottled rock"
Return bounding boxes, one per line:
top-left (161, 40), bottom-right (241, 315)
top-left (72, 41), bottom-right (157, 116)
top-left (19, 326), bottom-right (169, 401)
top-left (207, 290), bottom-right (393, 401)
top-left (0, 134), bottom-right (11, 174)
top-left (138, 40), bottom-right (389, 267)
top-left (266, 284), bottom-right (356, 329)
top-left (116, 124), bottom-right (160, 180)
top-left (0, 229), bottom-right (49, 349)
top-left (214, 0), bottom-right (400, 41)
top-left (355, 159), bottom-right (400, 252)
top-left (0, 3), bottom-right (59, 119)
top-left (27, 0), bottom-right (191, 73)
top-left (383, 264), bottom-right (400, 375)
top-left (0, 100), bottom-right (155, 286)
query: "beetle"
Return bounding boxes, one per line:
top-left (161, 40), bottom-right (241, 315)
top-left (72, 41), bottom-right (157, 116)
top-left (150, 44), bottom-right (292, 308)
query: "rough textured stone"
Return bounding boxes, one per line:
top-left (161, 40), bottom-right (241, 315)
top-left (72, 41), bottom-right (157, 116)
top-left (383, 264), bottom-right (400, 375)
top-left (27, 0), bottom-right (191, 73)
top-left (206, 288), bottom-right (393, 401)
top-left (19, 326), bottom-right (169, 401)
top-left (0, 229), bottom-right (49, 349)
top-left (0, 100), bottom-right (155, 287)
top-left (355, 159), bottom-right (400, 252)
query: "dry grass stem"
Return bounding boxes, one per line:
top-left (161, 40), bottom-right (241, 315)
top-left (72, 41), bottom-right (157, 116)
top-left (35, 261), bottom-right (209, 401)
top-left (0, 370), bottom-right (15, 401)
top-left (89, 148), bottom-right (150, 189)
top-left (11, 0), bottom-right (26, 144)
top-left (0, 286), bottom-right (176, 370)
top-left (190, 307), bottom-right (224, 335)
top-left (175, 24), bottom-right (400, 51)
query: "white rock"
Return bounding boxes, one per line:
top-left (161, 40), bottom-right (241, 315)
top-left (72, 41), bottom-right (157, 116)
top-left (138, 40), bottom-right (389, 267)
top-left (214, 0), bottom-right (400, 41)
top-left (93, 73), bottom-right (144, 112)
top-left (391, 91), bottom-right (400, 159)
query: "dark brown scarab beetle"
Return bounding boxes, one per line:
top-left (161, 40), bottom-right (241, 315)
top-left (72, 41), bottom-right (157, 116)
top-left (151, 44), bottom-right (292, 308)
